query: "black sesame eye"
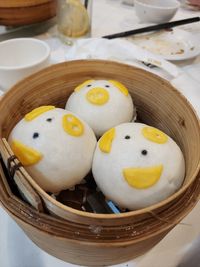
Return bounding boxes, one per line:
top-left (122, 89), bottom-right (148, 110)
top-left (141, 150), bottom-right (148, 155)
top-left (125, 135), bottom-right (131, 139)
top-left (105, 85), bottom-right (110, 88)
top-left (87, 84), bottom-right (92, 87)
top-left (46, 118), bottom-right (52, 122)
top-left (33, 132), bottom-right (39, 139)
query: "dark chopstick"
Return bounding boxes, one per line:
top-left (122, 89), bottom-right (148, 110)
top-left (103, 17), bottom-right (200, 39)
top-left (84, 0), bottom-right (88, 9)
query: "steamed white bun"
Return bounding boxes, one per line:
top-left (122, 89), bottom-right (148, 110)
top-left (8, 106), bottom-right (97, 193)
top-left (92, 123), bottom-right (185, 210)
top-left (65, 79), bottom-right (135, 136)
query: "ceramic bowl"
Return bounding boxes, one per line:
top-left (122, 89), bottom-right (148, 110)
top-left (0, 38), bottom-right (50, 91)
top-left (135, 0), bottom-right (180, 23)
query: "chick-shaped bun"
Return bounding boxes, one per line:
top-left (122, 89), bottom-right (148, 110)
top-left (92, 123), bottom-right (185, 210)
top-left (8, 106), bottom-right (97, 193)
top-left (65, 80), bottom-right (135, 137)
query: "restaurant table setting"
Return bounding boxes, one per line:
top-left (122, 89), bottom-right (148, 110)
top-left (0, 0), bottom-right (200, 267)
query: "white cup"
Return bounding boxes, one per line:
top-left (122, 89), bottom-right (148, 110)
top-left (0, 38), bottom-right (50, 91)
top-left (134, 0), bottom-right (180, 23)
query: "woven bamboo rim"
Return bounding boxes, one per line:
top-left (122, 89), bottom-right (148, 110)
top-left (0, 0), bottom-right (52, 8)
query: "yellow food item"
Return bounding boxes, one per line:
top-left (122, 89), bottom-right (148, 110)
top-left (109, 80), bottom-right (129, 96)
top-left (86, 88), bottom-right (109, 105)
top-left (59, 0), bottom-right (90, 38)
top-left (74, 80), bottom-right (94, 92)
top-left (11, 140), bottom-right (43, 166)
top-left (123, 165), bottom-right (163, 189)
top-left (62, 114), bottom-right (84, 137)
top-left (25, 106), bottom-right (55, 121)
top-left (142, 126), bottom-right (168, 144)
top-left (99, 128), bottom-right (115, 153)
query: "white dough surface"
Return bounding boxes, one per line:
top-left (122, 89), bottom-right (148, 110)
top-left (66, 80), bottom-right (135, 136)
top-left (9, 108), bottom-right (97, 193)
top-left (92, 123), bottom-right (185, 210)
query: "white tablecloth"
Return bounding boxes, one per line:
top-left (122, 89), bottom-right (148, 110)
top-left (0, 1), bottom-right (200, 266)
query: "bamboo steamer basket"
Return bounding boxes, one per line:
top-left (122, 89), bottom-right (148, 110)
top-left (0, 60), bottom-right (200, 266)
top-left (0, 0), bottom-right (56, 26)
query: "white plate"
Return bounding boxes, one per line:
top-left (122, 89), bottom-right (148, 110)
top-left (128, 28), bottom-right (200, 61)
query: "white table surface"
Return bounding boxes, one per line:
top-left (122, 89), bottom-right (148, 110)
top-left (0, 1), bottom-right (200, 267)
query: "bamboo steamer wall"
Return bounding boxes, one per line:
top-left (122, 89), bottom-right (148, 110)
top-left (0, 60), bottom-right (200, 266)
top-left (13, 215), bottom-right (173, 266)
top-left (0, 0), bottom-right (56, 26)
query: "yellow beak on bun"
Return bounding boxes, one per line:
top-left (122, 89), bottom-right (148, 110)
top-left (11, 140), bottom-right (43, 166)
top-left (123, 165), bottom-right (163, 189)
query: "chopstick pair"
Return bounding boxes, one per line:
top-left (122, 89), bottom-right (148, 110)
top-left (103, 17), bottom-right (200, 39)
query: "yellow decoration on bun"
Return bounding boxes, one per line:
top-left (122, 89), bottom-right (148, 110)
top-left (62, 114), bottom-right (84, 137)
top-left (86, 87), bottom-right (109, 105)
top-left (74, 80), bottom-right (94, 92)
top-left (142, 127), bottom-right (168, 144)
top-left (25, 106), bottom-right (55, 121)
top-left (11, 140), bottom-right (43, 166)
top-left (109, 80), bottom-right (129, 96)
top-left (99, 128), bottom-right (115, 153)
top-left (123, 165), bottom-right (163, 189)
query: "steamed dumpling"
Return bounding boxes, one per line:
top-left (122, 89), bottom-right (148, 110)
top-left (8, 106), bottom-right (97, 193)
top-left (92, 122), bottom-right (185, 210)
top-left (65, 79), bottom-right (135, 136)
